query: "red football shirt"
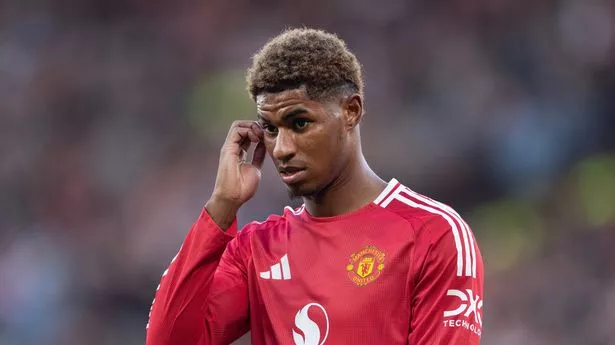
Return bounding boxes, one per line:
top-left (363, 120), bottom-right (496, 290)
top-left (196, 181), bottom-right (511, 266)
top-left (146, 179), bottom-right (484, 344)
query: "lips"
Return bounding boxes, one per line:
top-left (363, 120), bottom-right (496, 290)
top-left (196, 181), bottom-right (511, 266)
top-left (278, 166), bottom-right (307, 185)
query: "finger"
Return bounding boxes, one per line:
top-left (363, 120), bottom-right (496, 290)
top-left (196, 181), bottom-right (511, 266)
top-left (245, 130), bottom-right (260, 144)
top-left (251, 121), bottom-right (264, 139)
top-left (224, 121), bottom-right (258, 144)
top-left (230, 127), bottom-right (261, 144)
top-left (239, 138), bottom-right (251, 154)
top-left (231, 120), bottom-right (260, 130)
top-left (238, 127), bottom-right (262, 156)
top-left (233, 121), bottom-right (263, 133)
top-left (251, 140), bottom-right (266, 170)
top-left (229, 121), bottom-right (264, 142)
top-left (226, 128), bottom-right (261, 156)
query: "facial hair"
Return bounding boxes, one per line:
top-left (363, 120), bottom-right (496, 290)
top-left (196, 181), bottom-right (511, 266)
top-left (287, 186), bottom-right (304, 201)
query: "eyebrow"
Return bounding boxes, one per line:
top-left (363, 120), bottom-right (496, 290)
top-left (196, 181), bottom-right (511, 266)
top-left (257, 108), bottom-right (308, 123)
top-left (282, 108), bottom-right (308, 121)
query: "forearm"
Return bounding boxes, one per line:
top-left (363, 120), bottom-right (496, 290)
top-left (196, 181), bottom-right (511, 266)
top-left (146, 208), bottom-right (238, 345)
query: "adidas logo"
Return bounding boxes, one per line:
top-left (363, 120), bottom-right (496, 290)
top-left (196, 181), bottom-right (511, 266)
top-left (259, 254), bottom-right (291, 280)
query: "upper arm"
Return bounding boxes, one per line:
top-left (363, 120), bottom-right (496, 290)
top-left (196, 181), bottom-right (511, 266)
top-left (408, 215), bottom-right (484, 345)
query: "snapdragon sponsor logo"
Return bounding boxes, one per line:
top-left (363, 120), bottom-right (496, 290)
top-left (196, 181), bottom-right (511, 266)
top-left (442, 289), bottom-right (483, 337)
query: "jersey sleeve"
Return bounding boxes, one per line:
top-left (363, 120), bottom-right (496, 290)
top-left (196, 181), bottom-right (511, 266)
top-left (145, 208), bottom-right (251, 345)
top-left (408, 215), bottom-right (484, 345)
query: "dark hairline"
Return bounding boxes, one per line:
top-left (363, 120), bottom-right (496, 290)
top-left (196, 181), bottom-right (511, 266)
top-left (253, 81), bottom-right (360, 103)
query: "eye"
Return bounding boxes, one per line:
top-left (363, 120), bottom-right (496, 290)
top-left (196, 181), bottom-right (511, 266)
top-left (294, 119), bottom-right (310, 130)
top-left (262, 123), bottom-right (278, 136)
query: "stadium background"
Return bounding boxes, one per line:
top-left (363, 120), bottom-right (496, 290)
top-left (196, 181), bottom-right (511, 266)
top-left (1, 0), bottom-right (614, 344)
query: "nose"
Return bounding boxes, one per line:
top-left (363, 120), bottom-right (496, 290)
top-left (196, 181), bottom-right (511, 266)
top-left (272, 128), bottom-right (296, 162)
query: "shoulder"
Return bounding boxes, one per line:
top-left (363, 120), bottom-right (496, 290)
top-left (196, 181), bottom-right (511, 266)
top-left (233, 205), bottom-right (302, 241)
top-left (237, 214), bottom-right (284, 238)
top-left (376, 179), bottom-right (478, 275)
top-left (376, 179), bottom-right (468, 232)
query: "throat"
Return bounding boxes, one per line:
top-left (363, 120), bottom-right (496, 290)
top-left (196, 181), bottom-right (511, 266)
top-left (303, 169), bottom-right (386, 218)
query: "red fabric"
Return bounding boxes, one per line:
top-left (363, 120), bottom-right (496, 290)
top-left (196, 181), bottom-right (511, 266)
top-left (146, 179), bottom-right (484, 345)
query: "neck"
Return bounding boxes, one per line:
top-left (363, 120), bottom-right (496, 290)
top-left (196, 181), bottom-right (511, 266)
top-left (303, 152), bottom-right (387, 218)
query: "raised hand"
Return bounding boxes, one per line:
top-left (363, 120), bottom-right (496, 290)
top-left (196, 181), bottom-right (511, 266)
top-left (205, 121), bottom-right (266, 230)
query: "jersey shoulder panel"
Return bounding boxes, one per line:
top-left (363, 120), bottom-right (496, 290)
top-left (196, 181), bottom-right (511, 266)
top-left (235, 213), bottom-right (286, 243)
top-left (375, 180), bottom-right (479, 278)
top-left (375, 180), bottom-right (469, 239)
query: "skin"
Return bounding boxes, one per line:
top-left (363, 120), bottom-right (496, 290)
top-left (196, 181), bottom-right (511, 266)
top-left (205, 86), bottom-right (386, 230)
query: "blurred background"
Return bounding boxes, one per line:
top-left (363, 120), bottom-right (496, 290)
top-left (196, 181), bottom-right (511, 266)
top-left (1, 0), bottom-right (614, 344)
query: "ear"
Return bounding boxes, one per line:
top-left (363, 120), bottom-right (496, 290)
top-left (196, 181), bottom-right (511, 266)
top-left (342, 94), bottom-right (363, 130)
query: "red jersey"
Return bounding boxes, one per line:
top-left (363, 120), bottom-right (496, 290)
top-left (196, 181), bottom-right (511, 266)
top-left (146, 179), bottom-right (484, 344)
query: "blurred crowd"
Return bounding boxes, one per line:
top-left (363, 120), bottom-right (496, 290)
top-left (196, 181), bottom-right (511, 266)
top-left (0, 0), bottom-right (614, 344)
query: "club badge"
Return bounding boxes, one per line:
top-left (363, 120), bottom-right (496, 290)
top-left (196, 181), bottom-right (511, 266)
top-left (346, 245), bottom-right (386, 286)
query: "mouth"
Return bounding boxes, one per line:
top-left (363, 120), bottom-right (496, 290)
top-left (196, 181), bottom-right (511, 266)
top-left (278, 166), bottom-right (307, 185)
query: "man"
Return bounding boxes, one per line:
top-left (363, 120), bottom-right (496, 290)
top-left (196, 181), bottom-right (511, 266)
top-left (146, 28), bottom-right (484, 345)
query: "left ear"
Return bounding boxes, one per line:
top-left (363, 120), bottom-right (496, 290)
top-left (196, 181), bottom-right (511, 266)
top-left (342, 94), bottom-right (363, 130)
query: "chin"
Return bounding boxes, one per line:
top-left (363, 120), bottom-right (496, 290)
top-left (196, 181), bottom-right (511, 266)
top-left (285, 180), bottom-right (323, 200)
top-left (286, 184), bottom-right (310, 200)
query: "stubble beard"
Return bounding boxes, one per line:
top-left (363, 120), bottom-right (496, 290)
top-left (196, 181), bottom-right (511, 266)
top-left (287, 185), bottom-right (307, 201)
top-left (286, 182), bottom-right (321, 202)
top-left (286, 179), bottom-right (330, 203)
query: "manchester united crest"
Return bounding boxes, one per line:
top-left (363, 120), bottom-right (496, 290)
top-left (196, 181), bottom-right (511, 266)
top-left (346, 245), bottom-right (386, 286)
